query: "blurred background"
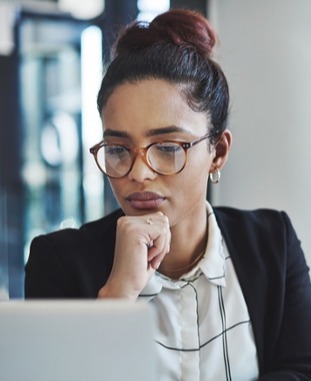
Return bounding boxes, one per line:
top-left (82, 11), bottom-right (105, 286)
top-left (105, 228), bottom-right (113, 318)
top-left (0, 0), bottom-right (310, 299)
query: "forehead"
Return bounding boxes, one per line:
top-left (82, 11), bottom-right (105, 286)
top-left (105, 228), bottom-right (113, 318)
top-left (101, 79), bottom-right (209, 137)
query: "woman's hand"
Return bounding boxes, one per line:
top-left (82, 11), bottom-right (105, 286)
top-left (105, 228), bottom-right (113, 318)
top-left (98, 212), bottom-right (171, 300)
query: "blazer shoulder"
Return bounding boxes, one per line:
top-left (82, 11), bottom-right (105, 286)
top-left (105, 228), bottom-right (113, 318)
top-left (26, 209), bottom-right (124, 298)
top-left (213, 206), bottom-right (299, 261)
top-left (213, 206), bottom-right (306, 283)
top-left (214, 206), bottom-right (290, 233)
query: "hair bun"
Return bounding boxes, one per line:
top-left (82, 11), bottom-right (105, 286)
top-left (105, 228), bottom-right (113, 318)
top-left (151, 9), bottom-right (217, 57)
top-left (113, 9), bottom-right (217, 59)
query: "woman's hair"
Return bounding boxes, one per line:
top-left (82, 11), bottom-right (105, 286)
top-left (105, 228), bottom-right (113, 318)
top-left (97, 9), bottom-right (229, 143)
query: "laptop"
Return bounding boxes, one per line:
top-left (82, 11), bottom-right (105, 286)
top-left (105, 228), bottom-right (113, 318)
top-left (0, 300), bottom-right (157, 381)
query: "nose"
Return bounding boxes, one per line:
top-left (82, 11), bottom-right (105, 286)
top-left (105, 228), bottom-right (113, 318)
top-left (127, 151), bottom-right (157, 182)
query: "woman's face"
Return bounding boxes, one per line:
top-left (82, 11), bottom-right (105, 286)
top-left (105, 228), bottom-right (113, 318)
top-left (101, 79), bottom-right (221, 227)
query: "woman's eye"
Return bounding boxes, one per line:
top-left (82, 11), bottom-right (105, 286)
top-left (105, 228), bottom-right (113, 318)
top-left (155, 144), bottom-right (182, 154)
top-left (105, 146), bottom-right (128, 156)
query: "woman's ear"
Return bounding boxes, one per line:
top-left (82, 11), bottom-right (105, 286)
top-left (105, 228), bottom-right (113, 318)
top-left (210, 130), bottom-right (232, 172)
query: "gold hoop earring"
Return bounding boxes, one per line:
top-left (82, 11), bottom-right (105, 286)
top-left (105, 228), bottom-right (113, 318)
top-left (209, 169), bottom-right (221, 184)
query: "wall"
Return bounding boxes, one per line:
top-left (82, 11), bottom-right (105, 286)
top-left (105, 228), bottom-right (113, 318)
top-left (209, 0), bottom-right (311, 265)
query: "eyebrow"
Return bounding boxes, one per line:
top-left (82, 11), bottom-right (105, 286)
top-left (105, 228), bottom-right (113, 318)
top-left (103, 130), bottom-right (129, 139)
top-left (103, 126), bottom-right (194, 139)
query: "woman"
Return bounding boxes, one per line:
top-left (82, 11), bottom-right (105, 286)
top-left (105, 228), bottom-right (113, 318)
top-left (25, 9), bottom-right (311, 380)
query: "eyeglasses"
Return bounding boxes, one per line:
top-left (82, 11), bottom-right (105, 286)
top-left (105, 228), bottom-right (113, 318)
top-left (89, 132), bottom-right (211, 178)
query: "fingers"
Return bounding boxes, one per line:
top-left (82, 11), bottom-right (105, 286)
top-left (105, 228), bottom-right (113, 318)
top-left (145, 212), bottom-right (170, 254)
top-left (110, 212), bottom-right (170, 298)
top-left (115, 212), bottom-right (170, 268)
top-left (148, 232), bottom-right (169, 269)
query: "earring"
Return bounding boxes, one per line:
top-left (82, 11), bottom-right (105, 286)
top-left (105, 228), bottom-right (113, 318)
top-left (209, 169), bottom-right (221, 184)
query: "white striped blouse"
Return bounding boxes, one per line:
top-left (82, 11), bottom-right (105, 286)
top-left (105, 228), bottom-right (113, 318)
top-left (139, 202), bottom-right (259, 381)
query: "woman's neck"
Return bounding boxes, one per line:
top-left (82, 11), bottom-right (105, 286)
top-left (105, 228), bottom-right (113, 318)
top-left (158, 208), bottom-right (208, 279)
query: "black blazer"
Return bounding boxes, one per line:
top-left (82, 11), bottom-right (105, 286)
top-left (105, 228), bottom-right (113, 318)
top-left (25, 207), bottom-right (311, 380)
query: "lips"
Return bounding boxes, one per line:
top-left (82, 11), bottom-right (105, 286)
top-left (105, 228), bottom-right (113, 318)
top-left (126, 192), bottom-right (165, 210)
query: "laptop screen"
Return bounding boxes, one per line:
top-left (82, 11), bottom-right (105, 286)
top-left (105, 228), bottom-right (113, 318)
top-left (0, 300), bottom-right (157, 381)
